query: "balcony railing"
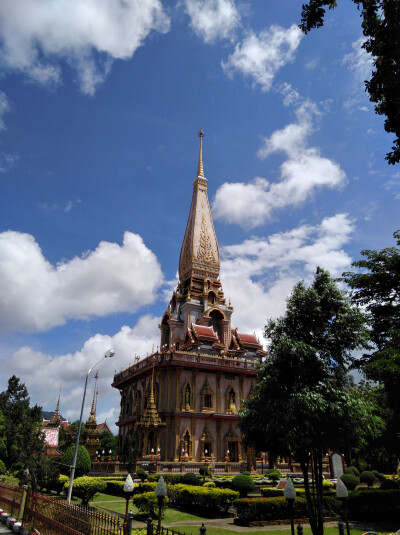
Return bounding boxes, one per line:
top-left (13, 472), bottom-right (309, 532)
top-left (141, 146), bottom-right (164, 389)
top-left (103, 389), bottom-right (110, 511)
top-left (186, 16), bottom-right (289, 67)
top-left (113, 350), bottom-right (256, 385)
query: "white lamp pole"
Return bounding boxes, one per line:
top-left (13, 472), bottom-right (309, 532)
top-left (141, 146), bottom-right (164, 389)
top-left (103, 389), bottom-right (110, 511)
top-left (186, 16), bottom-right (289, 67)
top-left (66, 349), bottom-right (115, 504)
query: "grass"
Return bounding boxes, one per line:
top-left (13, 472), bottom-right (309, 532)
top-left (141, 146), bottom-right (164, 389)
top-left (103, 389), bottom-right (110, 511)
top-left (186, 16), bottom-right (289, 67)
top-left (169, 528), bottom-right (366, 535)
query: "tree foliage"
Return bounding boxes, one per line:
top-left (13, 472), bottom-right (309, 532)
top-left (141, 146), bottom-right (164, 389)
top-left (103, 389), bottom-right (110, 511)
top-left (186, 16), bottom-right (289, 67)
top-left (240, 268), bottom-right (382, 535)
top-left (0, 376), bottom-right (45, 486)
top-left (300, 0), bottom-right (400, 165)
top-left (60, 445), bottom-right (91, 477)
top-left (68, 476), bottom-right (106, 506)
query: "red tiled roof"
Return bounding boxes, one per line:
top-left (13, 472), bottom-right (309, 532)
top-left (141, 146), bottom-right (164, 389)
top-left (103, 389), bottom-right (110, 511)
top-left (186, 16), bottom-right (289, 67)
top-left (192, 324), bottom-right (218, 341)
top-left (236, 332), bottom-right (261, 347)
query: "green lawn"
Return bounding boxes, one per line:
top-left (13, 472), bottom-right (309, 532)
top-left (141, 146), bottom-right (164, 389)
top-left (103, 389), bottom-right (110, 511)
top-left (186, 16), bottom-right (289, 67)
top-left (169, 528), bottom-right (366, 535)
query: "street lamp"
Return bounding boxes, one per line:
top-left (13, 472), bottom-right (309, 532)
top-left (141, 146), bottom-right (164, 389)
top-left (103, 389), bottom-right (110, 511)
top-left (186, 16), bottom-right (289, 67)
top-left (155, 475), bottom-right (167, 535)
top-left (336, 478), bottom-right (350, 535)
top-left (66, 349), bottom-right (115, 504)
top-left (123, 473), bottom-right (134, 535)
top-left (284, 477), bottom-right (296, 535)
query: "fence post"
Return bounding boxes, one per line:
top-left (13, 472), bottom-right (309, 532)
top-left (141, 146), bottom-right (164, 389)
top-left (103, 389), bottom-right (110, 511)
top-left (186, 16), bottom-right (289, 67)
top-left (147, 515), bottom-right (153, 535)
top-left (127, 510), bottom-right (134, 535)
top-left (17, 486), bottom-right (27, 522)
top-left (200, 523), bottom-right (206, 534)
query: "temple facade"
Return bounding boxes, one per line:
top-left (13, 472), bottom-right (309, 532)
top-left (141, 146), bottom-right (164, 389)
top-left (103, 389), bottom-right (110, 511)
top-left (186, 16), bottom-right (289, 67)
top-left (112, 132), bottom-right (266, 464)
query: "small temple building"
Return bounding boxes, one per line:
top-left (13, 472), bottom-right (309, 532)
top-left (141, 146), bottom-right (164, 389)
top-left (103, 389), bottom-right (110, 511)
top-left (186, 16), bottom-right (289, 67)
top-left (112, 131), bottom-right (266, 465)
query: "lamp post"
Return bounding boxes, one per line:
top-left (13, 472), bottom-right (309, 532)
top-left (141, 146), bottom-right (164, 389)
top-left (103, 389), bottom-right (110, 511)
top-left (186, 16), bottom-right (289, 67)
top-left (284, 477), bottom-right (296, 535)
top-left (336, 478), bottom-right (350, 535)
top-left (155, 475), bottom-right (167, 535)
top-left (66, 349), bottom-right (115, 504)
top-left (123, 473), bottom-right (134, 535)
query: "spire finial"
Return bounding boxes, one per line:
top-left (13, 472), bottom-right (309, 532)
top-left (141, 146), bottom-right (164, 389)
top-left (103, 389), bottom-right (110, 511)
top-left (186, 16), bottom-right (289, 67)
top-left (197, 129), bottom-right (204, 178)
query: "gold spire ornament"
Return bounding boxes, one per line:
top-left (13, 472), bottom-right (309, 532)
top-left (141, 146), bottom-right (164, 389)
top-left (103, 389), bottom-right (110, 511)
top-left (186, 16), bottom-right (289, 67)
top-left (197, 129), bottom-right (204, 178)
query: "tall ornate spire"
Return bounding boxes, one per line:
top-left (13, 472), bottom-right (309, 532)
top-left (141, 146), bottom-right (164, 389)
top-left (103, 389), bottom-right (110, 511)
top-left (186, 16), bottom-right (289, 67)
top-left (49, 387), bottom-right (62, 427)
top-left (197, 129), bottom-right (204, 178)
top-left (178, 130), bottom-right (220, 283)
top-left (87, 372), bottom-right (98, 425)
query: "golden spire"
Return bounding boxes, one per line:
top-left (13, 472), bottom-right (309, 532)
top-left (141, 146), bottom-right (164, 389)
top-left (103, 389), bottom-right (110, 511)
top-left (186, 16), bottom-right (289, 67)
top-left (87, 372), bottom-right (98, 424)
top-left (197, 129), bottom-right (204, 178)
top-left (49, 386), bottom-right (62, 426)
top-left (139, 366), bottom-right (165, 428)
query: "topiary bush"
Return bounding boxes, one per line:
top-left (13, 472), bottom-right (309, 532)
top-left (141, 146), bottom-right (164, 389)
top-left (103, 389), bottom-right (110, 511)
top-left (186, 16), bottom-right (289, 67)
top-left (66, 476), bottom-right (106, 506)
top-left (348, 489), bottom-right (400, 519)
top-left (0, 460), bottom-right (5, 474)
top-left (136, 467), bottom-right (148, 482)
top-left (56, 474), bottom-right (70, 494)
top-left (60, 445), bottom-right (91, 477)
top-left (181, 472), bottom-right (200, 486)
top-left (231, 474), bottom-right (255, 498)
top-left (133, 482), bottom-right (157, 495)
top-left (167, 484), bottom-right (238, 513)
top-left (234, 497), bottom-right (308, 524)
top-left (323, 479), bottom-right (334, 489)
top-left (340, 473), bottom-right (360, 491)
top-left (204, 481), bottom-right (216, 488)
top-left (132, 491), bottom-right (168, 517)
top-left (359, 471), bottom-right (376, 487)
top-left (266, 468), bottom-right (281, 483)
top-left (345, 466), bottom-right (360, 476)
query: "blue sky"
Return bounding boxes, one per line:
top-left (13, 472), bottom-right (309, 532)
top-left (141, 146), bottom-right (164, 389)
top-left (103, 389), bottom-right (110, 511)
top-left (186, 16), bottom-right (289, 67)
top-left (0, 0), bottom-right (398, 433)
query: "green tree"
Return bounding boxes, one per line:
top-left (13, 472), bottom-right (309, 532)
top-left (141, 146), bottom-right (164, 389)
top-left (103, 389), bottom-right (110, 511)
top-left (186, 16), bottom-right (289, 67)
top-left (342, 230), bottom-right (400, 465)
top-left (60, 445), bottom-right (91, 477)
top-left (300, 0), bottom-right (400, 165)
top-left (99, 431), bottom-right (117, 458)
top-left (240, 268), bottom-right (382, 535)
top-left (0, 376), bottom-right (45, 486)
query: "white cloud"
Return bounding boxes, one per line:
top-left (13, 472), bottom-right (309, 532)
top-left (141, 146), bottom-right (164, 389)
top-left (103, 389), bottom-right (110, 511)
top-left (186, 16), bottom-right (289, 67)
top-left (212, 101), bottom-right (346, 228)
top-left (182, 0), bottom-right (240, 43)
top-left (0, 0), bottom-right (170, 94)
top-left (0, 91), bottom-right (10, 130)
top-left (3, 314), bottom-right (161, 433)
top-left (342, 37), bottom-right (373, 111)
top-left (0, 231), bottom-right (163, 333)
top-left (222, 24), bottom-right (302, 91)
top-left (221, 213), bottom-right (355, 336)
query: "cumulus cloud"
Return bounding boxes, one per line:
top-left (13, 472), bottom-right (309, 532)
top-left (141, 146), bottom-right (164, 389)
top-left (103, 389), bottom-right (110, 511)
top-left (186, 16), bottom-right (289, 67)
top-left (222, 24), bottom-right (303, 91)
top-left (0, 231), bottom-right (163, 333)
top-left (2, 314), bottom-right (160, 432)
top-left (212, 100), bottom-right (346, 228)
top-left (0, 91), bottom-right (10, 130)
top-left (221, 213), bottom-right (355, 337)
top-left (0, 0), bottom-right (170, 94)
top-left (182, 0), bottom-right (240, 43)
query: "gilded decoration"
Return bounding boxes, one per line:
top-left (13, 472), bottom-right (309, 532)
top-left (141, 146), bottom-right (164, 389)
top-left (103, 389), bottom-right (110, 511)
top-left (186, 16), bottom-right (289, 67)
top-left (225, 386), bottom-right (237, 414)
top-left (196, 213), bottom-right (217, 266)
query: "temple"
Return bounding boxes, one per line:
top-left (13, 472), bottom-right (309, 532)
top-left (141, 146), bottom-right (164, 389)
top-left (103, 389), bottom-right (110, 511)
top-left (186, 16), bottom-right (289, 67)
top-left (112, 131), bottom-right (266, 465)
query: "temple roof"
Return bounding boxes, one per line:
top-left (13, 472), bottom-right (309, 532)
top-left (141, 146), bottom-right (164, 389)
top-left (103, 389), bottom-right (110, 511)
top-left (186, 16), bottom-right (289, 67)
top-left (178, 130), bottom-right (220, 283)
top-left (192, 324), bottom-right (218, 342)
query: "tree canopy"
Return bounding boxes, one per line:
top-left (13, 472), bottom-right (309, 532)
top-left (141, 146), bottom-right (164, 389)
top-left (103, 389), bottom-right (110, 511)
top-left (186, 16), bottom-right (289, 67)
top-left (343, 230), bottom-right (400, 462)
top-left (300, 0), bottom-right (400, 165)
top-left (0, 375), bottom-right (45, 486)
top-left (240, 268), bottom-right (382, 535)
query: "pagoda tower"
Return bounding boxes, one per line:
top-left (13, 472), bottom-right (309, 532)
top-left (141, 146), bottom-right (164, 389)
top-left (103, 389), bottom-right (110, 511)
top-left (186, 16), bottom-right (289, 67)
top-left (113, 132), bottom-right (266, 464)
top-left (83, 373), bottom-right (101, 460)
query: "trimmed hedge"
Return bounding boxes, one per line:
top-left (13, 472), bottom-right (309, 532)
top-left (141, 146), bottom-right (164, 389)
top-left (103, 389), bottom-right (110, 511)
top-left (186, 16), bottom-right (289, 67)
top-left (231, 475), bottom-right (255, 497)
top-left (66, 476), bottom-right (107, 506)
top-left (348, 489), bottom-right (400, 519)
top-left (234, 495), bottom-right (341, 525)
top-left (359, 471), bottom-right (376, 487)
top-left (340, 473), bottom-right (360, 490)
top-left (380, 478), bottom-right (399, 490)
top-left (345, 466), bottom-right (360, 476)
top-left (168, 484), bottom-right (239, 513)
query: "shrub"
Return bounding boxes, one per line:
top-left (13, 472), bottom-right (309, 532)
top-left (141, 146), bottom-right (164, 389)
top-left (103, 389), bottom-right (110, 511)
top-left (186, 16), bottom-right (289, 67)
top-left (204, 481), bottom-right (216, 488)
top-left (133, 482), bottom-right (157, 495)
top-left (359, 471), bottom-right (376, 487)
top-left (136, 468), bottom-right (148, 482)
top-left (242, 471), bottom-right (251, 476)
top-left (345, 466), bottom-right (360, 476)
top-left (323, 479), bottom-right (334, 489)
top-left (168, 484), bottom-right (239, 513)
top-left (60, 445), bottom-right (91, 477)
top-left (67, 476), bottom-right (107, 506)
top-left (0, 460), bottom-right (5, 474)
top-left (104, 479), bottom-right (125, 496)
top-left (234, 497), bottom-right (308, 524)
top-left (380, 478), bottom-right (399, 490)
top-left (132, 491), bottom-right (168, 517)
top-left (266, 469), bottom-right (281, 483)
top-left (340, 473), bottom-right (359, 491)
top-left (348, 489), bottom-right (400, 519)
top-left (57, 474), bottom-right (70, 494)
top-left (260, 488), bottom-right (284, 498)
top-left (232, 474), bottom-right (255, 498)
top-left (181, 472), bottom-right (200, 486)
